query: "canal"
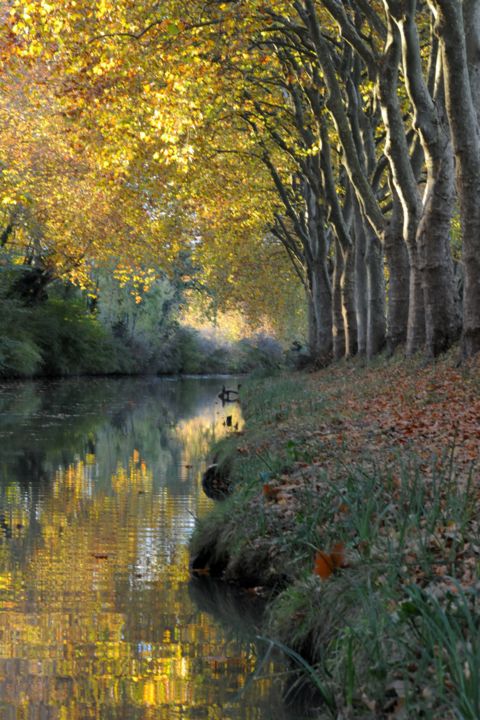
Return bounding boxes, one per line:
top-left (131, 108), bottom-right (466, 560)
top-left (0, 377), bottom-right (307, 720)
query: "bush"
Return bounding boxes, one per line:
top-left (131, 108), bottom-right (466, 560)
top-left (234, 333), bottom-right (284, 373)
top-left (156, 326), bottom-right (231, 374)
top-left (28, 298), bottom-right (117, 375)
top-left (0, 295), bottom-right (43, 377)
top-left (0, 273), bottom-right (287, 378)
top-left (155, 327), bottom-right (285, 376)
top-left (0, 289), bottom-right (122, 377)
top-left (0, 335), bottom-right (43, 377)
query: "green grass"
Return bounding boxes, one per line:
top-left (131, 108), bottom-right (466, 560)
top-left (190, 366), bottom-right (480, 719)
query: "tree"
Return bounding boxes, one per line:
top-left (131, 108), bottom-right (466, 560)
top-left (428, 0), bottom-right (480, 356)
top-left (5, 0), bottom-right (480, 360)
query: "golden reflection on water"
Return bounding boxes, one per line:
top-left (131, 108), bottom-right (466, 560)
top-left (0, 379), bottom-right (288, 720)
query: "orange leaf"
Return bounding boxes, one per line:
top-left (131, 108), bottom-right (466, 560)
top-left (314, 543), bottom-right (348, 578)
top-left (314, 551), bottom-right (334, 579)
top-left (263, 483), bottom-right (280, 500)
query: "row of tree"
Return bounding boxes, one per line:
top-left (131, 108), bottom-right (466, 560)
top-left (3, 1), bottom-right (480, 361)
top-left (191, 0), bottom-right (479, 362)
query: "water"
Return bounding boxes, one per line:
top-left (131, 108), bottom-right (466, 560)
top-left (0, 377), bottom-right (306, 720)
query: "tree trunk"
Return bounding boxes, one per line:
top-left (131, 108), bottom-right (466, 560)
top-left (376, 12), bottom-right (425, 354)
top-left (309, 257), bottom-right (333, 364)
top-left (319, 118), bottom-right (356, 357)
top-left (383, 192), bottom-right (410, 352)
top-left (332, 238), bottom-right (346, 359)
top-left (429, 0), bottom-right (480, 356)
top-left (417, 148), bottom-right (461, 355)
top-left (365, 231), bottom-right (386, 358)
top-left (306, 284), bottom-right (319, 358)
top-left (405, 234), bottom-right (425, 354)
top-left (304, 178), bottom-right (333, 364)
top-left (353, 201), bottom-right (368, 356)
top-left (342, 242), bottom-right (358, 357)
top-left (395, 3), bottom-right (460, 355)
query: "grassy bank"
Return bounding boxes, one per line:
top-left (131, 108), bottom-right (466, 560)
top-left (191, 351), bottom-right (480, 719)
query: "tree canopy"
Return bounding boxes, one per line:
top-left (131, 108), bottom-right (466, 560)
top-left (2, 0), bottom-right (480, 358)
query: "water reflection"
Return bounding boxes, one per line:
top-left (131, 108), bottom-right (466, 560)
top-left (0, 377), bottom-right (299, 720)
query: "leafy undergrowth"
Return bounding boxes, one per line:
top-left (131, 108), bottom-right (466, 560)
top-left (191, 349), bottom-right (480, 719)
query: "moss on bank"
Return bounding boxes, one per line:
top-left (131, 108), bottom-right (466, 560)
top-left (191, 354), bottom-right (480, 719)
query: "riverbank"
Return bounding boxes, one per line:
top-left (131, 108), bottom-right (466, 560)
top-left (191, 350), bottom-right (480, 719)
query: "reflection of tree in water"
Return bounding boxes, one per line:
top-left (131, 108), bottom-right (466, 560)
top-left (0, 376), bottom-right (240, 490)
top-left (0, 376), bottom-right (302, 720)
top-left (0, 378), bottom-right (242, 578)
top-left (0, 377), bottom-right (224, 498)
top-left (0, 380), bottom-right (109, 487)
top-left (11, 447), bottom-right (50, 486)
top-left (0, 376), bottom-right (234, 562)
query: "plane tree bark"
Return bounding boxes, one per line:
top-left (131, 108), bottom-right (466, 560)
top-left (292, 0), bottom-right (388, 357)
top-left (317, 0), bottom-right (424, 353)
top-left (386, 0), bottom-right (460, 355)
top-left (428, 0), bottom-right (480, 356)
top-left (263, 152), bottom-right (333, 364)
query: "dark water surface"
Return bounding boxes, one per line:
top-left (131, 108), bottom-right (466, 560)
top-left (0, 377), bottom-right (305, 720)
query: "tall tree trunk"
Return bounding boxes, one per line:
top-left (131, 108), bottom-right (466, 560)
top-left (319, 0), bottom-right (427, 353)
top-left (305, 181), bottom-right (333, 364)
top-left (430, 0), bottom-right (480, 356)
top-left (384, 191), bottom-right (410, 352)
top-left (342, 242), bottom-right (358, 357)
top-left (353, 201), bottom-right (368, 356)
top-left (365, 231), bottom-right (386, 357)
top-left (319, 119), bottom-right (357, 358)
top-left (394, 3), bottom-right (460, 355)
top-left (332, 238), bottom-right (346, 359)
top-left (376, 11), bottom-right (425, 354)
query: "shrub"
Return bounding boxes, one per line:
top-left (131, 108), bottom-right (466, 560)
top-left (0, 295), bottom-right (43, 377)
top-left (234, 333), bottom-right (284, 373)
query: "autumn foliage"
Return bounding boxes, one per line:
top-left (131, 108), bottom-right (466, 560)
top-left (314, 542), bottom-right (347, 579)
top-left (3, 1), bottom-right (480, 360)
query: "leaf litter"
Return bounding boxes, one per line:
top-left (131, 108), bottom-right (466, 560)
top-left (224, 352), bottom-right (480, 717)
